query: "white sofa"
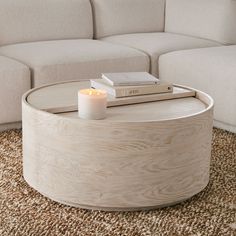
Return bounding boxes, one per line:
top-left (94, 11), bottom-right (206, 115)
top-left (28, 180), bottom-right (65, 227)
top-left (0, 0), bottom-right (235, 132)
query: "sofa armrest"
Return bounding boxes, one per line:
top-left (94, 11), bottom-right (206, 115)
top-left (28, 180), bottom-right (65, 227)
top-left (0, 56), bottom-right (30, 124)
top-left (159, 46), bottom-right (236, 133)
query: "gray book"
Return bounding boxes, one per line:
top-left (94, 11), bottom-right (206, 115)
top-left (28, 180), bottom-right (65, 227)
top-left (102, 72), bottom-right (160, 86)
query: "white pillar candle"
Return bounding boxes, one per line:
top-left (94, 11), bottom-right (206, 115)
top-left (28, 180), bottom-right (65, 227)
top-left (78, 89), bottom-right (107, 120)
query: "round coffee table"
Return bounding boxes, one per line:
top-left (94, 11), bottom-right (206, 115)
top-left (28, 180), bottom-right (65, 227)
top-left (22, 81), bottom-right (214, 211)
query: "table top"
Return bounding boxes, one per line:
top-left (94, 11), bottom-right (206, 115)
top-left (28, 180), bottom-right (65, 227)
top-left (25, 80), bottom-right (212, 122)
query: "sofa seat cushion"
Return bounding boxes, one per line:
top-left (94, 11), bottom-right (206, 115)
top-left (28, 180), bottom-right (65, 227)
top-left (0, 40), bottom-right (149, 87)
top-left (101, 32), bottom-right (221, 76)
top-left (0, 56), bottom-right (30, 124)
top-left (159, 46), bottom-right (236, 133)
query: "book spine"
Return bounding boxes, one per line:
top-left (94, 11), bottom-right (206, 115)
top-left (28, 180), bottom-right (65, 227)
top-left (116, 84), bottom-right (173, 98)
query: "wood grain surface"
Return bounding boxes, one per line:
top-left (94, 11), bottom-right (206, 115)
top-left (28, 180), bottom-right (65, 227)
top-left (22, 81), bottom-right (214, 211)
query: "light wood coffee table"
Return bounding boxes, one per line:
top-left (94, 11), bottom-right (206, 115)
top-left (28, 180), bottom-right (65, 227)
top-left (22, 81), bottom-right (214, 211)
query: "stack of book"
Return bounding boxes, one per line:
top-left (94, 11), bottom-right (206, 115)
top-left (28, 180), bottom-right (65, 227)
top-left (90, 72), bottom-right (173, 98)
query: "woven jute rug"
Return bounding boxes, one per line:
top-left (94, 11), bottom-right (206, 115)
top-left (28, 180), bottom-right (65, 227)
top-left (0, 128), bottom-right (235, 236)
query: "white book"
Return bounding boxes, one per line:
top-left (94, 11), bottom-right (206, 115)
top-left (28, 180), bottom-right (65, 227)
top-left (102, 72), bottom-right (160, 86)
top-left (90, 78), bottom-right (173, 98)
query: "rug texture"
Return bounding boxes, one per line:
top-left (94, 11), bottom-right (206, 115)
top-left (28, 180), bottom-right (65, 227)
top-left (0, 128), bottom-right (235, 236)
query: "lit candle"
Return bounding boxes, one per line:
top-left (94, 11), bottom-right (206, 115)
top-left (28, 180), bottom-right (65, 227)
top-left (78, 89), bottom-right (107, 120)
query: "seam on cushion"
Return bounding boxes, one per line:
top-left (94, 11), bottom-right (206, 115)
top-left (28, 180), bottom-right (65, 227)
top-left (32, 56), bottom-right (150, 86)
top-left (163, 31), bottom-right (224, 45)
top-left (30, 68), bottom-right (35, 88)
top-left (0, 37), bottom-right (94, 47)
top-left (97, 30), bottom-right (164, 40)
top-left (32, 55), bottom-right (150, 69)
top-left (89, 0), bottom-right (96, 39)
top-left (164, 0), bottom-right (167, 33)
top-left (0, 68), bottom-right (29, 74)
top-left (87, 0), bottom-right (95, 39)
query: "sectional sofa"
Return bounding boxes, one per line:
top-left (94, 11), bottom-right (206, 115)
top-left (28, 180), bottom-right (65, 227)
top-left (0, 0), bottom-right (235, 132)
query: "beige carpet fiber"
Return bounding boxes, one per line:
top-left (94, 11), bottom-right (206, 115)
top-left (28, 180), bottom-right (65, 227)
top-left (0, 128), bottom-right (235, 236)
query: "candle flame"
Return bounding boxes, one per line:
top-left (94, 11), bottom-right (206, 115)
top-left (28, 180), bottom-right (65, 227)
top-left (79, 89), bottom-right (107, 97)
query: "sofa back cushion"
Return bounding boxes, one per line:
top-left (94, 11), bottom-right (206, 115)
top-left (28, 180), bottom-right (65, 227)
top-left (165, 0), bottom-right (236, 45)
top-left (92, 0), bottom-right (165, 38)
top-left (0, 0), bottom-right (93, 46)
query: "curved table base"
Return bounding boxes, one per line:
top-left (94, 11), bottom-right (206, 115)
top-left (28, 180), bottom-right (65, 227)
top-left (27, 181), bottom-right (202, 212)
top-left (22, 83), bottom-right (214, 212)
